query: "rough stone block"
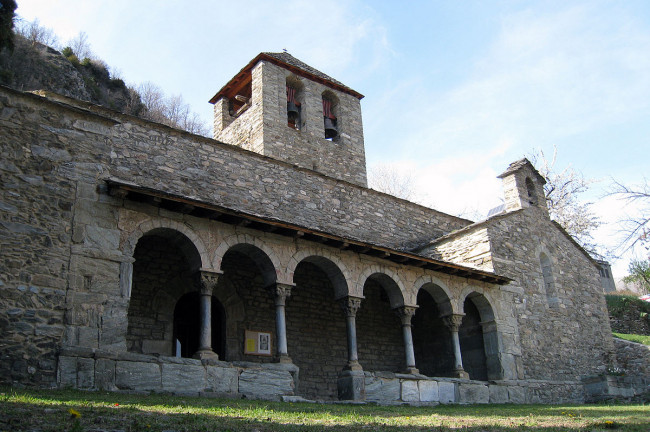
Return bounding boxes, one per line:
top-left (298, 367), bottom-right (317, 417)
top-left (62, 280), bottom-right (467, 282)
top-left (115, 361), bottom-right (161, 391)
top-left (84, 225), bottom-right (120, 251)
top-left (206, 366), bottom-right (239, 393)
top-left (95, 358), bottom-right (116, 390)
top-left (458, 383), bottom-right (489, 404)
top-left (365, 376), bottom-right (400, 402)
top-left (57, 356), bottom-right (77, 387)
top-left (77, 357), bottom-right (95, 389)
top-left (239, 368), bottom-right (294, 400)
top-left (438, 381), bottom-right (456, 404)
top-left (77, 326), bottom-right (99, 348)
top-left (489, 384), bottom-right (509, 403)
top-left (401, 380), bottom-right (419, 402)
top-left (162, 363), bottom-right (206, 392)
top-left (508, 386), bottom-right (527, 404)
top-left (419, 380), bottom-right (439, 402)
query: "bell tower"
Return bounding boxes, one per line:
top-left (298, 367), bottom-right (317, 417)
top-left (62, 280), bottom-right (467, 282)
top-left (497, 158), bottom-right (548, 215)
top-left (210, 52), bottom-right (367, 187)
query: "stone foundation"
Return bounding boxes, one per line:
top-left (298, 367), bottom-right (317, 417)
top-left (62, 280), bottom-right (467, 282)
top-left (57, 348), bottom-right (298, 400)
top-left (364, 372), bottom-right (586, 405)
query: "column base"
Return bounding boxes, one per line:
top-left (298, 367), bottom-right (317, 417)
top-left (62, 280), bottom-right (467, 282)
top-left (404, 367), bottom-right (420, 375)
top-left (337, 369), bottom-right (365, 401)
top-left (193, 349), bottom-right (219, 361)
top-left (276, 354), bottom-right (293, 364)
top-left (452, 368), bottom-right (469, 379)
top-left (343, 360), bottom-right (363, 372)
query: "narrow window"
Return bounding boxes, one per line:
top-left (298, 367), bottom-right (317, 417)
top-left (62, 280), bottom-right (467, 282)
top-left (526, 177), bottom-right (537, 205)
top-left (286, 85), bottom-right (301, 129)
top-left (322, 92), bottom-right (339, 140)
top-left (540, 253), bottom-right (558, 307)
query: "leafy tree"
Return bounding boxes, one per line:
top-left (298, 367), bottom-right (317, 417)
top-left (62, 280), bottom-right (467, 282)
top-left (0, 0), bottom-right (17, 51)
top-left (531, 147), bottom-right (601, 256)
top-left (623, 258), bottom-right (650, 294)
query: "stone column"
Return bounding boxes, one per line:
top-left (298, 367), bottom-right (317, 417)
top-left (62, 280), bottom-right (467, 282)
top-left (337, 296), bottom-right (365, 401)
top-left (272, 283), bottom-right (293, 363)
top-left (339, 296), bottom-right (363, 371)
top-left (443, 314), bottom-right (469, 379)
top-left (193, 269), bottom-right (221, 360)
top-left (395, 306), bottom-right (419, 374)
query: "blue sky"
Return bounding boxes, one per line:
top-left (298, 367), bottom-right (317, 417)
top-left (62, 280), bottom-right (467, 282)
top-left (16, 0), bottom-right (649, 276)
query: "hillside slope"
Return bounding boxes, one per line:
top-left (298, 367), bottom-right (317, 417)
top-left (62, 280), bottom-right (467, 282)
top-left (0, 34), bottom-right (142, 115)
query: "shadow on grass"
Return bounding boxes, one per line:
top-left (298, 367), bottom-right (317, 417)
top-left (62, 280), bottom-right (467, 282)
top-left (1, 387), bottom-right (649, 432)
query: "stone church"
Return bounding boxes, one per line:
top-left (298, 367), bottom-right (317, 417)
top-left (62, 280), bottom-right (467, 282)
top-left (1, 52), bottom-right (647, 403)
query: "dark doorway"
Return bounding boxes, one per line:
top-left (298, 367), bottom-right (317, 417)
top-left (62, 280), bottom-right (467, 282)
top-left (460, 298), bottom-right (488, 381)
top-left (173, 292), bottom-right (226, 359)
top-left (412, 289), bottom-right (454, 377)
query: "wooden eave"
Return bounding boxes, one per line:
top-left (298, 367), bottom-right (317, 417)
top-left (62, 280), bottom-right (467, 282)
top-left (106, 179), bottom-right (510, 285)
top-left (209, 53), bottom-right (364, 104)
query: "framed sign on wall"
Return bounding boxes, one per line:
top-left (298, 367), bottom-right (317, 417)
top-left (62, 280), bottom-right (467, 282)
top-left (244, 330), bottom-right (272, 356)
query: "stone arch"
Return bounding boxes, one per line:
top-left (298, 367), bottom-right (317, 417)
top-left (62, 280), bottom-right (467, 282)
top-left (213, 234), bottom-right (281, 286)
top-left (414, 275), bottom-right (454, 316)
top-left (356, 265), bottom-right (406, 306)
top-left (287, 248), bottom-right (351, 298)
top-left (126, 226), bottom-right (206, 356)
top-left (123, 218), bottom-right (210, 271)
top-left (412, 277), bottom-right (456, 377)
top-left (460, 290), bottom-right (502, 380)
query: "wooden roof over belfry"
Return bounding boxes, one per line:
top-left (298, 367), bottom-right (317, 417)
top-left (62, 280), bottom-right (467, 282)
top-left (209, 52), bottom-right (364, 104)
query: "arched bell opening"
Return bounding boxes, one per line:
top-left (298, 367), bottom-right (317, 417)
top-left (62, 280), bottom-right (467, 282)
top-left (286, 75), bottom-right (304, 130)
top-left (460, 292), bottom-right (501, 381)
top-left (322, 90), bottom-right (339, 141)
top-left (287, 256), bottom-right (348, 401)
top-left (126, 228), bottom-right (202, 356)
top-left (219, 243), bottom-right (277, 363)
top-left (412, 284), bottom-right (455, 377)
top-left (356, 273), bottom-right (404, 373)
top-left (173, 292), bottom-right (226, 359)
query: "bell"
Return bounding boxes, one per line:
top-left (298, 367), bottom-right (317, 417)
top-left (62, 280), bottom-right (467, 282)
top-left (287, 101), bottom-right (300, 122)
top-left (324, 117), bottom-right (338, 139)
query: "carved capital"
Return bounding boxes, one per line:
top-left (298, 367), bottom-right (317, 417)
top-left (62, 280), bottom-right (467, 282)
top-left (273, 283), bottom-right (293, 306)
top-left (198, 270), bottom-right (221, 295)
top-left (339, 296), bottom-right (362, 318)
top-left (442, 314), bottom-right (465, 332)
top-left (395, 306), bottom-right (417, 326)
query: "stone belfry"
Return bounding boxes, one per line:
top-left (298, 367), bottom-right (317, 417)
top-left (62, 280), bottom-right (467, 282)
top-left (497, 158), bottom-right (548, 215)
top-left (210, 52), bottom-right (367, 187)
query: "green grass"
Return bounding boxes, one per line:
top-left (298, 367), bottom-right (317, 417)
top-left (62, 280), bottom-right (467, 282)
top-left (1, 387), bottom-right (649, 431)
top-left (614, 332), bottom-right (650, 345)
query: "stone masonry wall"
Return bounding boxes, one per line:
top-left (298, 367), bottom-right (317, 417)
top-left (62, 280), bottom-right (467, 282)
top-left (10, 88), bottom-right (468, 250)
top-left (448, 208), bottom-right (615, 381)
top-left (259, 62), bottom-right (368, 187)
top-left (427, 227), bottom-right (493, 271)
top-left (214, 61), bottom-right (367, 187)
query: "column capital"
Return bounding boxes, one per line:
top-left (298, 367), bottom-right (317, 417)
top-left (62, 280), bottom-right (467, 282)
top-left (442, 313), bottom-right (465, 332)
top-left (198, 269), bottom-right (221, 295)
top-left (394, 306), bottom-right (417, 325)
top-left (272, 283), bottom-right (293, 306)
top-left (339, 296), bottom-right (363, 318)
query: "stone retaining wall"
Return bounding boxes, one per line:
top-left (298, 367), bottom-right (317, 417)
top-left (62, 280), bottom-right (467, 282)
top-left (614, 338), bottom-right (650, 380)
top-left (364, 372), bottom-right (585, 404)
top-left (57, 348), bottom-right (298, 400)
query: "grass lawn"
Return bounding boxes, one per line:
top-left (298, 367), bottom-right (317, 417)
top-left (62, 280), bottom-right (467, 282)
top-left (1, 387), bottom-right (649, 431)
top-left (613, 332), bottom-right (650, 346)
